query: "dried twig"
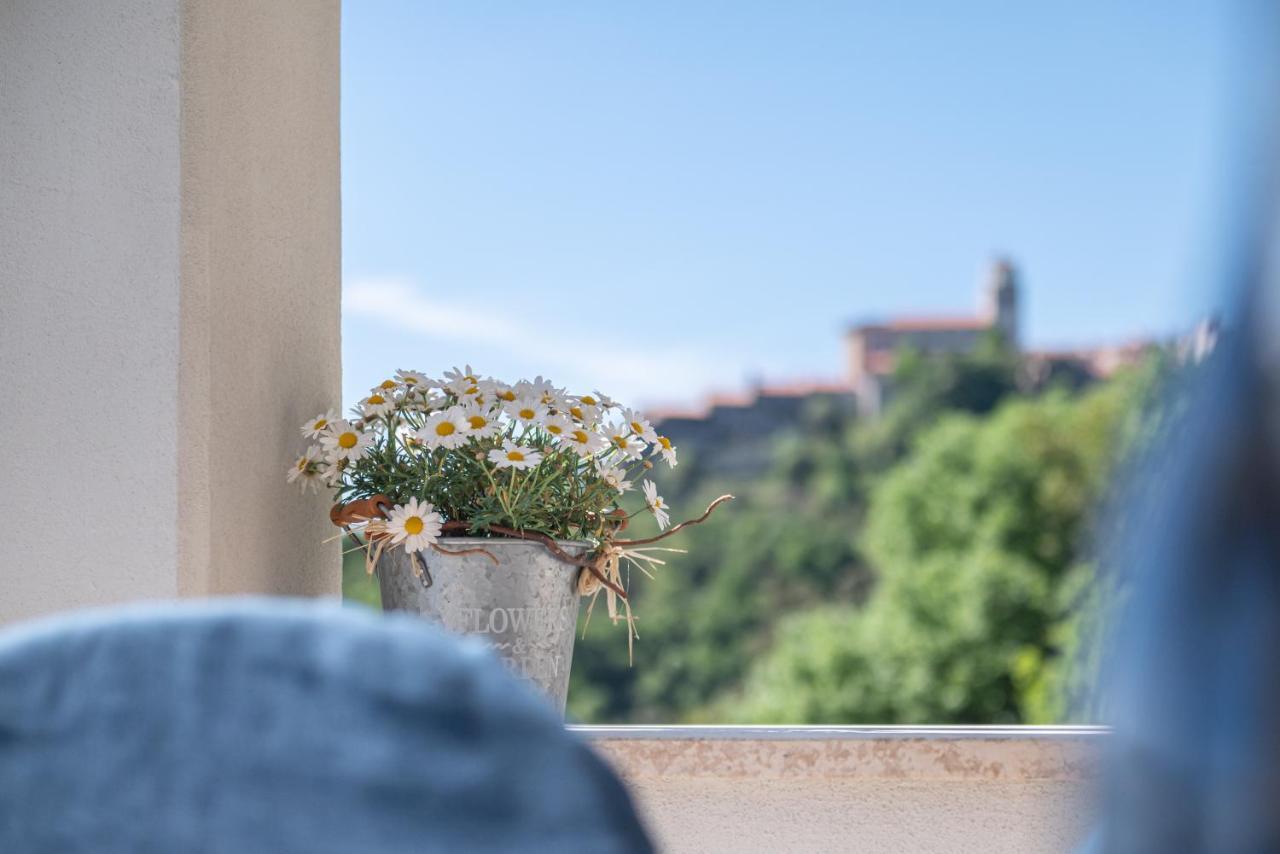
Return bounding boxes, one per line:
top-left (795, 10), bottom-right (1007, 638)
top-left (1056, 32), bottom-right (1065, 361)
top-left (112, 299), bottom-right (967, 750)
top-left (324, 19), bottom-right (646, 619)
top-left (614, 494), bottom-right (734, 547)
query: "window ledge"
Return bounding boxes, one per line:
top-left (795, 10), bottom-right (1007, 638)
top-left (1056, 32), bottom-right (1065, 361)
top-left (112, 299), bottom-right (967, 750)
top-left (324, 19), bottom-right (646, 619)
top-left (575, 725), bottom-right (1105, 852)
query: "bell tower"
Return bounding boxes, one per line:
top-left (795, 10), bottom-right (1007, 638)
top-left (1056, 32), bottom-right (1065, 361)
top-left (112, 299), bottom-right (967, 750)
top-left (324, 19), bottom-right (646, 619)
top-left (982, 258), bottom-right (1019, 349)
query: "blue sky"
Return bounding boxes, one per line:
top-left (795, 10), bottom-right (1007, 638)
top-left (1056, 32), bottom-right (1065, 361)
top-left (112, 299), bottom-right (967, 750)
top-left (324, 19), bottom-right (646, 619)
top-left (342, 1), bottom-right (1236, 409)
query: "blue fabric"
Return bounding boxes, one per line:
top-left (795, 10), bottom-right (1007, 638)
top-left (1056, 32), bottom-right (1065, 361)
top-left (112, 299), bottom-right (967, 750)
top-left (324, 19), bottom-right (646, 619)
top-left (0, 599), bottom-right (652, 853)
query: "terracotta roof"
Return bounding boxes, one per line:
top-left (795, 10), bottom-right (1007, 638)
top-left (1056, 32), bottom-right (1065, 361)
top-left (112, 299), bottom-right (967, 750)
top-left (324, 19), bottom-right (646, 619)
top-left (849, 315), bottom-right (993, 335)
top-left (647, 378), bottom-right (851, 424)
top-left (883, 316), bottom-right (990, 332)
top-left (706, 391), bottom-right (755, 408)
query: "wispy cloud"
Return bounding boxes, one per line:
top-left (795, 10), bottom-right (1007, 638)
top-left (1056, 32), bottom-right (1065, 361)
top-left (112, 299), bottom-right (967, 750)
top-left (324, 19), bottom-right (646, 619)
top-left (343, 277), bottom-right (728, 406)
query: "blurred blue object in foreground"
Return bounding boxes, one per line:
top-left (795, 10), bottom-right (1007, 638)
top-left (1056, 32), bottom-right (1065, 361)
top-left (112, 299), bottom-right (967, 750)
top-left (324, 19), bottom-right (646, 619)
top-left (1089, 253), bottom-right (1280, 852)
top-left (1089, 5), bottom-right (1280, 848)
top-left (0, 599), bottom-right (652, 853)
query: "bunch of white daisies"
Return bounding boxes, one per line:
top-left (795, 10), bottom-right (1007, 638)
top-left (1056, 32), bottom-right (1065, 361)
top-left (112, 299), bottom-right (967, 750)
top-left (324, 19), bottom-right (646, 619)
top-left (286, 365), bottom-right (677, 552)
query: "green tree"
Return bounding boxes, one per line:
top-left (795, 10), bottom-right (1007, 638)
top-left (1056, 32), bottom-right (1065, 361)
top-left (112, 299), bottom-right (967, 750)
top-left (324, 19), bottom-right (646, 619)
top-left (853, 332), bottom-right (1019, 470)
top-left (567, 397), bottom-right (870, 722)
top-left (568, 344), bottom-right (1027, 722)
top-left (734, 371), bottom-right (1151, 723)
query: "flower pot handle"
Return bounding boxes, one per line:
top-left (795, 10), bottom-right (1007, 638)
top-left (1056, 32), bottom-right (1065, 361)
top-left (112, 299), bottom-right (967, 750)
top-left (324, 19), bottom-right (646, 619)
top-left (330, 495), bottom-right (393, 528)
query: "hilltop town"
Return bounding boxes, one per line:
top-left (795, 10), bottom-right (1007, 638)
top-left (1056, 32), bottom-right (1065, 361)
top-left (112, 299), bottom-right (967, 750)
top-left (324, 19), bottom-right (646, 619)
top-left (650, 259), bottom-right (1216, 476)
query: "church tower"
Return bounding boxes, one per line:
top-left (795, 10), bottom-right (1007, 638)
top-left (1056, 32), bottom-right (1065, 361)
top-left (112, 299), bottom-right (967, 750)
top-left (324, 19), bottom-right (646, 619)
top-left (982, 258), bottom-right (1019, 349)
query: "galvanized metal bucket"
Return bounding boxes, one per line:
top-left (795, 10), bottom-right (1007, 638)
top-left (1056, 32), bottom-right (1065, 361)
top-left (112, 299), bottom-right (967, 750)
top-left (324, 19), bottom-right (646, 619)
top-left (375, 538), bottom-right (589, 713)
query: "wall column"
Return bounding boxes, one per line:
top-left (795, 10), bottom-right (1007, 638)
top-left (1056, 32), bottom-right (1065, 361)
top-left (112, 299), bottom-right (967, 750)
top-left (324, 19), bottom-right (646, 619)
top-left (0, 0), bottom-right (342, 624)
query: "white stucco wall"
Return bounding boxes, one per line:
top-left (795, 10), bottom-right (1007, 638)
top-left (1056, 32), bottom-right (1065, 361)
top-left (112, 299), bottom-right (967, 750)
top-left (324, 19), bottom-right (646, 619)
top-left (583, 726), bottom-right (1102, 854)
top-left (0, 0), bottom-right (341, 623)
top-left (179, 1), bottom-right (342, 596)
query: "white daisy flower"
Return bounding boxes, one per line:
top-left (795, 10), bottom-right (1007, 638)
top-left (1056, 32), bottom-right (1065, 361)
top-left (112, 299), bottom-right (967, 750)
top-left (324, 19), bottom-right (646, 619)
top-left (543, 414), bottom-right (573, 439)
top-left (642, 479), bottom-right (671, 530)
top-left (286, 445), bottom-right (326, 493)
top-left (603, 424), bottom-right (646, 459)
top-left (503, 396), bottom-right (548, 426)
top-left (360, 391), bottom-right (396, 418)
top-left (518, 376), bottom-right (564, 407)
top-left (442, 364), bottom-right (481, 386)
top-left (460, 403), bottom-right (500, 439)
top-left (488, 440), bottom-right (543, 471)
top-left (446, 379), bottom-right (487, 407)
top-left (321, 420), bottom-right (373, 462)
top-left (596, 461), bottom-right (632, 493)
top-left (563, 426), bottom-right (607, 458)
top-left (621, 408), bottom-right (658, 443)
top-left (418, 407), bottom-right (472, 449)
top-left (385, 497), bottom-right (443, 553)
top-left (652, 434), bottom-right (678, 467)
top-left (483, 380), bottom-right (519, 404)
top-left (374, 378), bottom-right (400, 393)
top-left (442, 376), bottom-right (475, 397)
top-left (567, 399), bottom-right (600, 425)
top-left (396, 369), bottom-right (431, 389)
top-left (301, 409), bottom-right (338, 439)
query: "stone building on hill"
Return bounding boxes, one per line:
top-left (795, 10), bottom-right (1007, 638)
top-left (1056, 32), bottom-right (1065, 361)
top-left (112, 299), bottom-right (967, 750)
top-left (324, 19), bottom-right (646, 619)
top-left (845, 259), bottom-right (1019, 416)
top-left (649, 257), bottom-right (1207, 478)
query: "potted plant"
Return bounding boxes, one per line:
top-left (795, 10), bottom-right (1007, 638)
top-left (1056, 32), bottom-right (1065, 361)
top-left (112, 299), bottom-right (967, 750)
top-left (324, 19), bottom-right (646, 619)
top-left (286, 366), bottom-right (730, 711)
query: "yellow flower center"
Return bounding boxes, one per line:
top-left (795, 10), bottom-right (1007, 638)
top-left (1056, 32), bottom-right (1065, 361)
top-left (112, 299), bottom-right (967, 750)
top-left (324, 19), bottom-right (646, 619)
top-left (367, 394), bottom-right (386, 406)
top-left (630, 422), bottom-right (644, 434)
top-left (296, 458), bottom-right (308, 470)
top-left (580, 395), bottom-right (597, 405)
top-left (506, 450), bottom-right (526, 462)
top-left (612, 436), bottom-right (627, 449)
top-left (518, 408), bottom-right (536, 420)
top-left (569, 406), bottom-right (584, 420)
top-left (379, 380), bottom-right (397, 390)
top-left (571, 429), bottom-right (589, 444)
top-left (435, 422), bottom-right (456, 436)
top-left (337, 432), bottom-right (358, 449)
top-left (464, 385), bottom-right (479, 395)
top-left (313, 419), bottom-right (328, 430)
top-left (402, 376), bottom-right (419, 385)
top-left (497, 390), bottom-right (516, 401)
top-left (658, 436), bottom-right (672, 450)
top-left (546, 423), bottom-right (563, 435)
top-left (467, 415), bottom-right (487, 429)
top-left (404, 516), bottom-right (424, 535)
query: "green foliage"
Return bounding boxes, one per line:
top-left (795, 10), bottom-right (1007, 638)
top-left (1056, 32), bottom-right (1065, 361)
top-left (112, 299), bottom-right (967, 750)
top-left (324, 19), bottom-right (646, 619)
top-left (733, 371), bottom-right (1155, 723)
top-left (568, 338), bottom-right (1075, 723)
top-left (342, 540), bottom-right (381, 608)
top-left (854, 332), bottom-right (1020, 470)
top-left (337, 421), bottom-right (633, 541)
top-left (568, 402), bottom-right (871, 721)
